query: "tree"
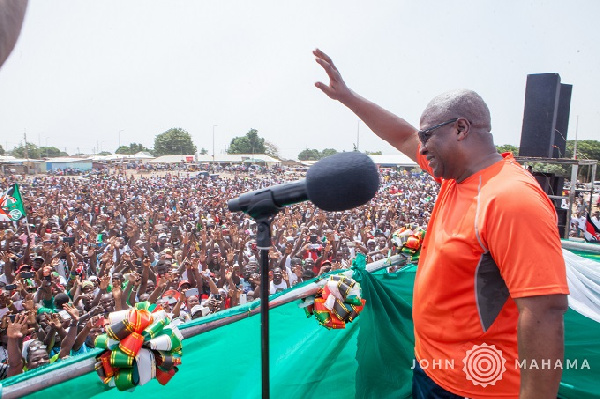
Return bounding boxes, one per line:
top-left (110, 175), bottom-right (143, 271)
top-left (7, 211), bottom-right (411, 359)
top-left (227, 129), bottom-right (266, 155)
top-left (496, 144), bottom-right (519, 155)
top-left (321, 148), bottom-right (338, 158)
top-left (298, 148), bottom-right (342, 161)
top-left (298, 148), bottom-right (321, 161)
top-left (199, 147), bottom-right (208, 155)
top-left (98, 151), bottom-right (112, 156)
top-left (0, 144), bottom-right (4, 155)
top-left (565, 140), bottom-right (600, 162)
top-left (264, 141), bottom-right (280, 159)
top-left (116, 142), bottom-right (151, 155)
top-left (365, 150), bottom-right (382, 155)
top-left (565, 140), bottom-right (600, 181)
top-left (39, 146), bottom-right (63, 157)
top-left (154, 128), bottom-right (196, 156)
top-left (11, 142), bottom-right (41, 159)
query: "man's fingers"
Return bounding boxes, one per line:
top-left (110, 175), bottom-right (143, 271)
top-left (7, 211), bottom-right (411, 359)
top-left (313, 48), bottom-right (335, 68)
top-left (315, 81), bottom-right (336, 99)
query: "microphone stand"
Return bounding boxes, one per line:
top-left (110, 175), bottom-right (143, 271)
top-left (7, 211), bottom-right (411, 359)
top-left (242, 191), bottom-right (281, 399)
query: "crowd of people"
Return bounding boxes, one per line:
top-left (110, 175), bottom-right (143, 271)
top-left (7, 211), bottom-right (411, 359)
top-left (0, 165), bottom-right (438, 378)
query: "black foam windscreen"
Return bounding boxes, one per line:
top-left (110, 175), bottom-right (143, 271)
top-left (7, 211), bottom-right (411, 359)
top-left (306, 152), bottom-right (380, 211)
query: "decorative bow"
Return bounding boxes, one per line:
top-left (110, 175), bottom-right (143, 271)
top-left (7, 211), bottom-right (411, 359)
top-left (95, 302), bottom-right (184, 391)
top-left (302, 275), bottom-right (366, 330)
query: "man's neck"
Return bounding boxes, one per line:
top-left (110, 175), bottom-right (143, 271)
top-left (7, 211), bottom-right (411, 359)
top-left (456, 152), bottom-right (503, 183)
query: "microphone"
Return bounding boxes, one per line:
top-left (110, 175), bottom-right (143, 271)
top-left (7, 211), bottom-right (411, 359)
top-left (227, 152), bottom-right (379, 216)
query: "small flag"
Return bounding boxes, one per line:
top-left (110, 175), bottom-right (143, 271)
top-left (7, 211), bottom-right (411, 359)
top-left (0, 184), bottom-right (27, 222)
top-left (584, 213), bottom-right (600, 243)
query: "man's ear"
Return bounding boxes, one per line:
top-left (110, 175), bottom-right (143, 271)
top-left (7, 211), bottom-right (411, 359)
top-left (456, 118), bottom-right (470, 141)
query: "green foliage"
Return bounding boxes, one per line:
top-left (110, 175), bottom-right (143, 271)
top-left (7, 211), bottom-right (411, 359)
top-left (39, 146), bottom-right (62, 157)
top-left (154, 128), bottom-right (197, 156)
top-left (565, 140), bottom-right (600, 181)
top-left (297, 148), bottom-right (339, 161)
top-left (365, 150), bottom-right (382, 155)
top-left (530, 162), bottom-right (569, 177)
top-left (227, 129), bottom-right (266, 154)
top-left (298, 148), bottom-right (320, 161)
top-left (321, 148), bottom-right (338, 158)
top-left (496, 144), bottom-right (519, 155)
top-left (98, 151), bottom-right (112, 156)
top-left (0, 144), bottom-right (4, 155)
top-left (11, 142), bottom-right (41, 159)
top-left (199, 147), bottom-right (208, 155)
top-left (115, 143), bottom-right (151, 155)
top-left (565, 140), bottom-right (600, 162)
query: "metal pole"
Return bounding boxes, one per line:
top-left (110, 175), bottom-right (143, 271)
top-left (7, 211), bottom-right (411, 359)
top-left (259, 246), bottom-right (270, 399)
top-left (212, 125), bottom-right (218, 164)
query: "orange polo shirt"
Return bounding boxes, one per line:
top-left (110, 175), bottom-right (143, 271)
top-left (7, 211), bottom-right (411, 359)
top-left (413, 152), bottom-right (569, 398)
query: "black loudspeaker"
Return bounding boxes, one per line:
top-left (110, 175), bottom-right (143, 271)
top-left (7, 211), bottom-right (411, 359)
top-left (532, 172), bottom-right (563, 198)
top-left (553, 84), bottom-right (572, 158)
top-left (556, 207), bottom-right (568, 238)
top-left (519, 73), bottom-right (571, 158)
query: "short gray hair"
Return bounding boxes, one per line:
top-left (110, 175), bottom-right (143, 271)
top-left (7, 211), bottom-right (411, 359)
top-left (421, 89), bottom-right (492, 133)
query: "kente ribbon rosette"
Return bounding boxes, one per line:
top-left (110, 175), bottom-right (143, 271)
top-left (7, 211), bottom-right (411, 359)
top-left (391, 227), bottom-right (426, 256)
top-left (94, 302), bottom-right (183, 391)
top-left (302, 275), bottom-right (366, 330)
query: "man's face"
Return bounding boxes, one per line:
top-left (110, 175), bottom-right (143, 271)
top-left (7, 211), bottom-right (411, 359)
top-left (33, 259), bottom-right (44, 270)
top-left (99, 294), bottom-right (115, 314)
top-left (145, 280), bottom-right (155, 294)
top-left (112, 273), bottom-right (122, 286)
top-left (418, 115), bottom-right (460, 179)
top-left (11, 240), bottom-right (22, 253)
top-left (273, 268), bottom-right (283, 284)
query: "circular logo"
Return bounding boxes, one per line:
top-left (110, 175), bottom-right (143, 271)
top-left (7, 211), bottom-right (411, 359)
top-left (462, 343), bottom-right (506, 387)
top-left (9, 209), bottom-right (23, 220)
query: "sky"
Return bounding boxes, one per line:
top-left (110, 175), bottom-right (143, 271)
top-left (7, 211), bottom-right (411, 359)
top-left (0, 0), bottom-right (598, 160)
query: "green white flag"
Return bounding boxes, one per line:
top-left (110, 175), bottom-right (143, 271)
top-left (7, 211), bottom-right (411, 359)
top-left (0, 184), bottom-right (27, 222)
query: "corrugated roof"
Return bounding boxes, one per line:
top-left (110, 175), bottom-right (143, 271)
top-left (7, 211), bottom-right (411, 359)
top-left (368, 154), bottom-right (417, 166)
top-left (46, 157), bottom-right (91, 163)
top-left (195, 154), bottom-right (281, 163)
top-left (148, 155), bottom-right (195, 163)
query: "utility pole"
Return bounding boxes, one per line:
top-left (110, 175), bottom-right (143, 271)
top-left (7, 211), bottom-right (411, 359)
top-left (212, 124), bottom-right (218, 164)
top-left (23, 130), bottom-right (28, 159)
top-left (573, 116), bottom-right (579, 160)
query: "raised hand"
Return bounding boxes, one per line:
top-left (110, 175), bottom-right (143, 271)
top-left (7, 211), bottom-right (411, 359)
top-left (226, 249), bottom-right (234, 264)
top-left (7, 314), bottom-right (28, 340)
top-left (99, 275), bottom-right (110, 290)
top-left (314, 48), bottom-right (352, 102)
top-left (63, 303), bottom-right (80, 321)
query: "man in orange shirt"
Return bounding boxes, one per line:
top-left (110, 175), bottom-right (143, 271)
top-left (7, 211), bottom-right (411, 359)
top-left (314, 49), bottom-right (569, 399)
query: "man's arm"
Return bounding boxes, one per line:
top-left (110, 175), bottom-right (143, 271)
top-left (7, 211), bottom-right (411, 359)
top-left (313, 49), bottom-right (420, 161)
top-left (514, 294), bottom-right (568, 399)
